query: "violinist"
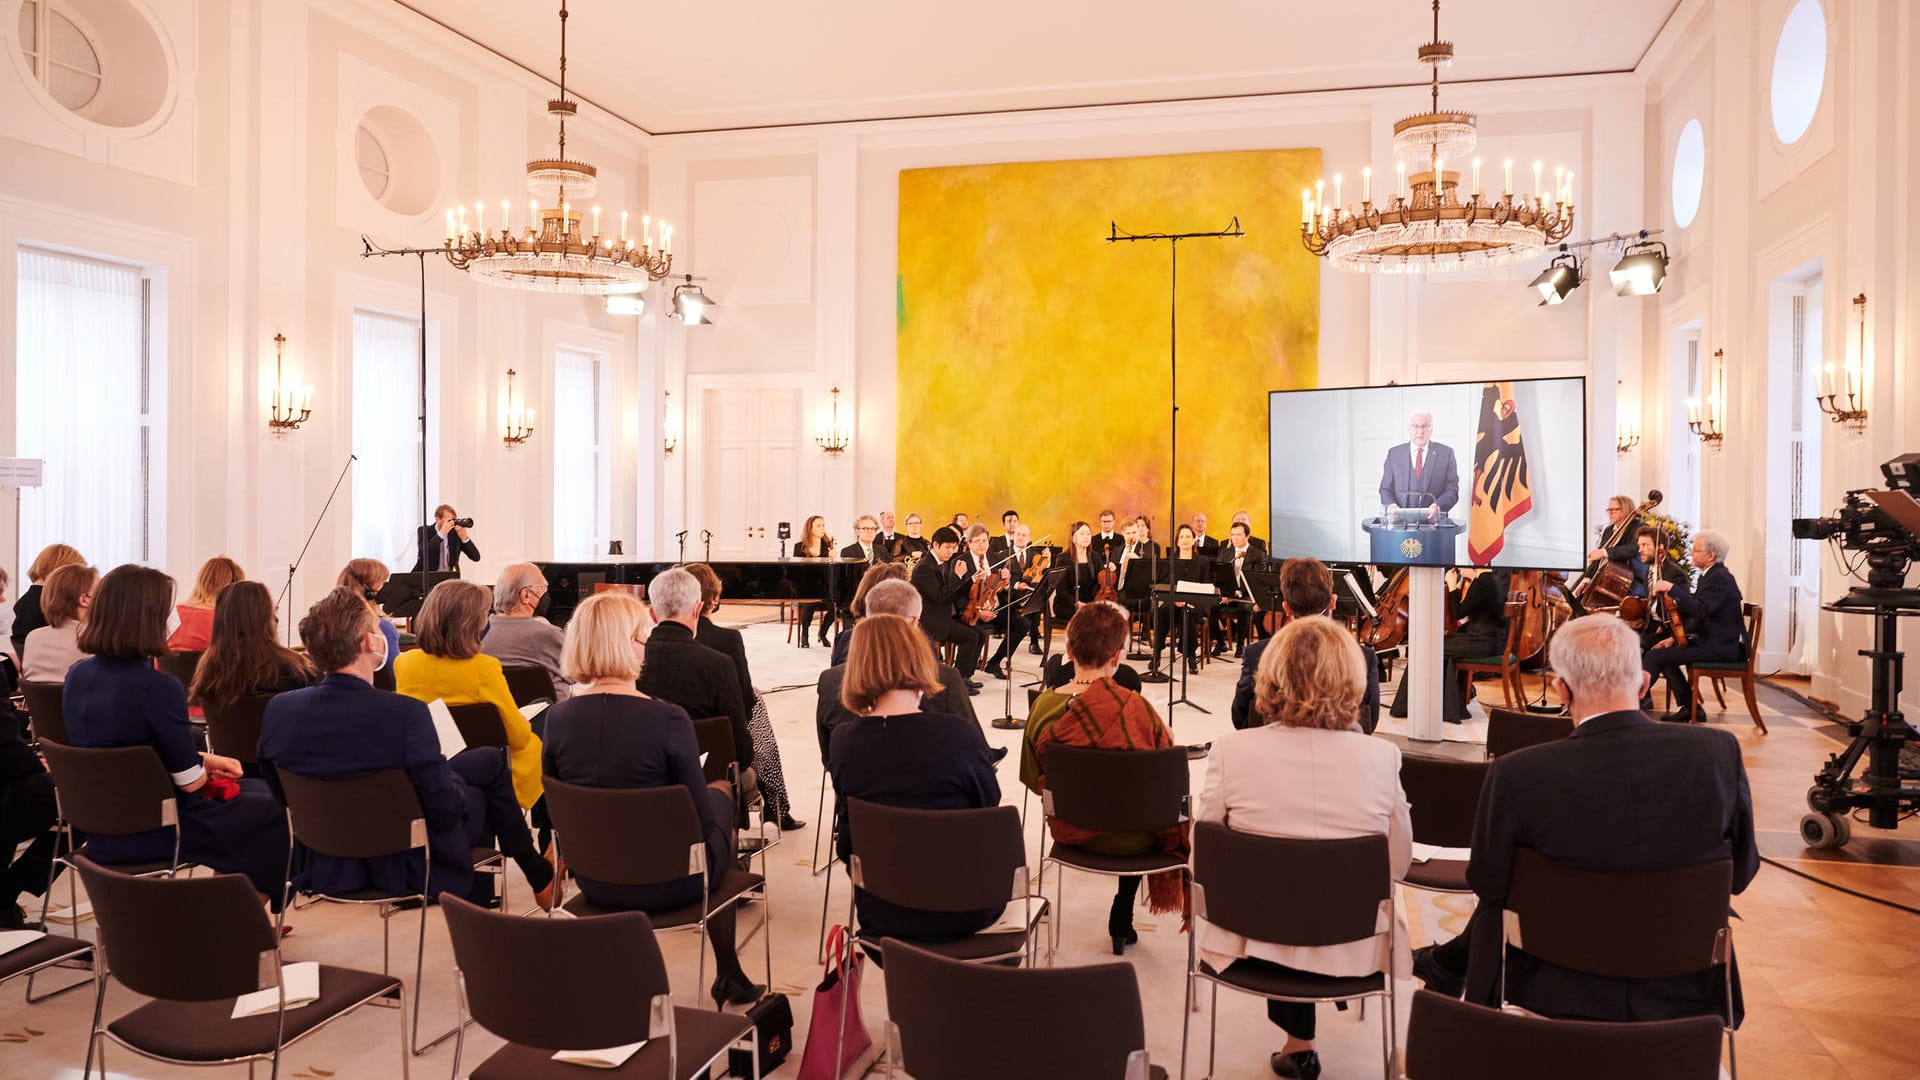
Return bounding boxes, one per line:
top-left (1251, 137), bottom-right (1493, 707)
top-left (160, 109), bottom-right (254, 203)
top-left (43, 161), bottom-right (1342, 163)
top-left (1631, 526), bottom-right (1689, 651)
top-left (1091, 510), bottom-right (1125, 567)
top-left (1117, 521), bottom-right (1157, 638)
top-left (962, 526), bottom-right (1025, 680)
top-left (794, 515), bottom-right (836, 649)
top-left (1149, 524), bottom-right (1215, 677)
top-left (989, 510), bottom-right (1019, 561)
top-left (1051, 521), bottom-right (1101, 622)
top-left (910, 526), bottom-right (987, 684)
top-left (1005, 524), bottom-right (1048, 656)
top-left (1642, 529), bottom-right (1746, 724)
top-left (1212, 521), bottom-right (1266, 659)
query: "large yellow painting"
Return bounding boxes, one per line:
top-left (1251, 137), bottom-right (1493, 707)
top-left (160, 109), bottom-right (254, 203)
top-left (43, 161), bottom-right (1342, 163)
top-left (897, 148), bottom-right (1320, 541)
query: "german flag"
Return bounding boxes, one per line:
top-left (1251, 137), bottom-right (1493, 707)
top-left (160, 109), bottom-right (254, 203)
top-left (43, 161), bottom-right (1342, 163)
top-left (1467, 382), bottom-right (1533, 565)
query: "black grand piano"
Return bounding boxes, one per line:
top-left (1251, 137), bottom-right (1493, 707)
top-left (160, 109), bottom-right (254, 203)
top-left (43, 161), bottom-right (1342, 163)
top-left (535, 558), bottom-right (864, 626)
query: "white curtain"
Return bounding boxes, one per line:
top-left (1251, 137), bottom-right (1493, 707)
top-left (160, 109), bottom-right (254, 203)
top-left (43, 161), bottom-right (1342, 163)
top-left (352, 310), bottom-right (426, 569)
top-left (15, 246), bottom-right (145, 570)
top-left (551, 348), bottom-right (599, 560)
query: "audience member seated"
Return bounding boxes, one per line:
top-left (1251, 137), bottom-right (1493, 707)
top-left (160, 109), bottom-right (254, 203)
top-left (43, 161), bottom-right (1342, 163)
top-left (816, 579), bottom-right (989, 767)
top-left (21, 562), bottom-right (97, 684)
top-left (827, 614), bottom-right (1001, 942)
top-left (1196, 615), bottom-right (1412, 1080)
top-left (167, 555), bottom-right (245, 653)
top-left (0, 699), bottom-right (57, 928)
top-left (540, 591), bottom-right (763, 1006)
top-left (1021, 600), bottom-right (1184, 955)
top-left (10, 543), bottom-right (84, 658)
top-left (830, 561), bottom-right (909, 666)
top-left (637, 568), bottom-right (750, 772)
top-left (187, 581), bottom-right (315, 717)
top-left (258, 588), bottom-right (554, 908)
top-left (1413, 614), bottom-right (1759, 1028)
top-left (0, 567), bottom-right (11, 672)
top-left (482, 563), bottom-right (570, 700)
top-left (1040, 653), bottom-right (1144, 693)
top-left (395, 580), bottom-right (544, 811)
top-left (686, 562), bottom-right (801, 831)
top-left (1232, 557), bottom-right (1380, 733)
top-left (336, 559), bottom-right (400, 681)
top-left (62, 565), bottom-right (290, 910)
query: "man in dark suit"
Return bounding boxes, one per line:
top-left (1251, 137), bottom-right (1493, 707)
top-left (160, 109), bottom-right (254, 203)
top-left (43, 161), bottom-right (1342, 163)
top-left (816, 579), bottom-right (997, 765)
top-left (1642, 529), bottom-right (1747, 723)
top-left (1415, 614), bottom-right (1758, 1029)
top-left (1232, 557), bottom-right (1379, 732)
top-left (1230, 510), bottom-right (1267, 552)
top-left (1213, 521), bottom-right (1270, 656)
top-left (258, 587), bottom-right (553, 907)
top-left (1378, 410), bottom-right (1460, 520)
top-left (1631, 526), bottom-right (1691, 652)
top-left (910, 526), bottom-right (987, 682)
top-left (988, 510), bottom-right (1019, 561)
top-left (637, 568), bottom-right (750, 768)
top-left (414, 504), bottom-right (481, 572)
top-left (1090, 510), bottom-right (1126, 568)
top-left (839, 514), bottom-right (884, 564)
top-left (1190, 513), bottom-right (1222, 560)
top-left (683, 563), bottom-right (803, 832)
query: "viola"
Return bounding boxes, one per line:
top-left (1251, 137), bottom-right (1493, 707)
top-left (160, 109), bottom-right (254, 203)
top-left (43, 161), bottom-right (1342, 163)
top-left (1095, 561), bottom-right (1120, 605)
top-left (1362, 569), bottom-right (1412, 651)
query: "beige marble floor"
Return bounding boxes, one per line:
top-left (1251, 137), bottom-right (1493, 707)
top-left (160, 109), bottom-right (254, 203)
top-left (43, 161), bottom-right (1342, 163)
top-left (1, 616), bottom-right (1909, 1078)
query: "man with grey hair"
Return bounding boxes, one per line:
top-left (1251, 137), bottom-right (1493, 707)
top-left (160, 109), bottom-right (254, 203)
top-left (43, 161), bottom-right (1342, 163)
top-left (1642, 528), bottom-right (1747, 723)
top-left (815, 578), bottom-right (998, 766)
top-left (638, 568), bottom-right (749, 769)
top-left (483, 563), bottom-right (569, 698)
top-left (1379, 409), bottom-right (1459, 521)
top-left (1413, 613), bottom-right (1757, 1029)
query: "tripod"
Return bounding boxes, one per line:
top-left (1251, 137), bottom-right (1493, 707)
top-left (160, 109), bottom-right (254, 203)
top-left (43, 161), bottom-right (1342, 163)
top-left (1803, 586), bottom-right (1920, 846)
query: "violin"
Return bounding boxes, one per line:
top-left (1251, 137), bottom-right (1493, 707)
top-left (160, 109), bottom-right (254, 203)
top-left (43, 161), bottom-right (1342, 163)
top-left (1095, 561), bottom-right (1120, 605)
top-left (1021, 536), bottom-right (1054, 585)
top-left (964, 552), bottom-right (1013, 625)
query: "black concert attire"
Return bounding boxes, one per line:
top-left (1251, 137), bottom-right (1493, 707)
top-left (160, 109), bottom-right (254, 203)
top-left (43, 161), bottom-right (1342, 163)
top-left (911, 551), bottom-right (987, 678)
top-left (1001, 544), bottom-right (1047, 653)
top-left (413, 525), bottom-right (480, 573)
top-left (1090, 531), bottom-right (1126, 569)
top-left (1151, 556), bottom-right (1215, 667)
top-left (1193, 534), bottom-right (1222, 560)
top-left (794, 538), bottom-right (835, 647)
top-left (1213, 541), bottom-right (1268, 655)
top-left (1633, 559), bottom-right (1693, 652)
top-left (1050, 557), bottom-right (1100, 622)
top-left (1642, 562), bottom-right (1747, 718)
top-left (1388, 569), bottom-right (1511, 723)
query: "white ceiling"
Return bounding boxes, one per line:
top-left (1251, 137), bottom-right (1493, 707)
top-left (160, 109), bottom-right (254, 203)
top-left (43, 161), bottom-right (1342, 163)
top-left (399, 0), bottom-right (1682, 135)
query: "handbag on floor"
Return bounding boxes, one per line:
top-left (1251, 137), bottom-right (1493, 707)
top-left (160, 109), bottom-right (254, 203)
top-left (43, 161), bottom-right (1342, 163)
top-left (728, 990), bottom-right (794, 1077)
top-left (797, 924), bottom-right (872, 1080)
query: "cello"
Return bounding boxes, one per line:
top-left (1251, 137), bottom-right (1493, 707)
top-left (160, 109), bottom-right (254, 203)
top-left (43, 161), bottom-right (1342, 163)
top-left (1507, 570), bottom-right (1554, 663)
top-left (1572, 490), bottom-right (1663, 612)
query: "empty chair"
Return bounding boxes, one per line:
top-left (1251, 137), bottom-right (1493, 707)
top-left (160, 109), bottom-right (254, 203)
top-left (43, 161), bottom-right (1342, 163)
top-left (881, 939), bottom-right (1160, 1080)
top-left (442, 894), bottom-right (758, 1080)
top-left (155, 649), bottom-right (203, 689)
top-left (1405, 988), bottom-right (1725, 1080)
top-left (1485, 707), bottom-right (1573, 759)
top-left (1398, 754), bottom-right (1489, 894)
top-left (18, 680), bottom-right (65, 744)
top-left (74, 855), bottom-right (407, 1078)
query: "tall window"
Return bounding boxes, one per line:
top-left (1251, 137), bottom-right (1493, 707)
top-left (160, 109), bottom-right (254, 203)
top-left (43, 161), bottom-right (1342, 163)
top-left (15, 245), bottom-right (153, 568)
top-left (352, 310), bottom-right (435, 569)
top-left (1679, 334), bottom-right (1702, 532)
top-left (551, 347), bottom-right (606, 560)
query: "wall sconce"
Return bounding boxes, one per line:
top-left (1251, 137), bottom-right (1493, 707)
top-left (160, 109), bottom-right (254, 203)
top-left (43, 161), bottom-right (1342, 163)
top-left (1687, 348), bottom-right (1726, 448)
top-left (1816, 293), bottom-right (1869, 431)
top-left (815, 385), bottom-right (851, 456)
top-left (662, 390), bottom-right (680, 455)
top-left (1615, 421), bottom-right (1641, 454)
top-left (266, 333), bottom-right (313, 433)
top-left (502, 368), bottom-right (535, 448)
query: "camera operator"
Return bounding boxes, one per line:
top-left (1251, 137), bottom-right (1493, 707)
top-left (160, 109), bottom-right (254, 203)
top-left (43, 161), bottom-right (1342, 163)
top-left (414, 504), bottom-right (481, 573)
top-left (1640, 528), bottom-right (1746, 724)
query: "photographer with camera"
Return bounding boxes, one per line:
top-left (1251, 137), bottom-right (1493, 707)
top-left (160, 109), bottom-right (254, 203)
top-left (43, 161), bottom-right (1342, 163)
top-left (414, 504), bottom-right (481, 573)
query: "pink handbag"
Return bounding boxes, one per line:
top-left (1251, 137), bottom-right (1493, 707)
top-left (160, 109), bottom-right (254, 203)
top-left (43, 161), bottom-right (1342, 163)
top-left (797, 924), bottom-right (872, 1080)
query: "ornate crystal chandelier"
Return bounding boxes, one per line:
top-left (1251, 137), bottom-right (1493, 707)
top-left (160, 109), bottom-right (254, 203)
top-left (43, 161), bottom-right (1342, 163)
top-left (441, 1), bottom-right (671, 295)
top-left (1300, 0), bottom-right (1575, 273)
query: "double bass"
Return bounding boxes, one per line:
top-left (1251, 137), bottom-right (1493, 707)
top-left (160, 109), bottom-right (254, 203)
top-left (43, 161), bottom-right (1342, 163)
top-left (1572, 490), bottom-right (1663, 612)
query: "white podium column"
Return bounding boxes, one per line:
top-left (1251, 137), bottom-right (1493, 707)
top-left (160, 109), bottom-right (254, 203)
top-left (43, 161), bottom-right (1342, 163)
top-left (1405, 565), bottom-right (1446, 742)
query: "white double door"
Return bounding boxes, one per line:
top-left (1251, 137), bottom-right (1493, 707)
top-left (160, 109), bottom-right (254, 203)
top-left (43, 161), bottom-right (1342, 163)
top-left (698, 386), bottom-right (808, 561)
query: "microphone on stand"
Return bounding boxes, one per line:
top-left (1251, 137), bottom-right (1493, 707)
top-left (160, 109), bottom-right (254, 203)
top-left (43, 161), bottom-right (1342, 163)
top-left (701, 529), bottom-right (713, 562)
top-left (675, 530), bottom-right (689, 564)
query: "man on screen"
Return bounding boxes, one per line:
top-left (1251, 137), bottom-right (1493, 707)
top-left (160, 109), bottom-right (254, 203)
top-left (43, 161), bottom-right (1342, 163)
top-left (1379, 410), bottom-right (1460, 521)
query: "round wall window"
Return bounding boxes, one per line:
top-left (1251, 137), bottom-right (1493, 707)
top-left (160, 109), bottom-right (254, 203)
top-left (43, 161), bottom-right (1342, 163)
top-left (352, 106), bottom-right (441, 217)
top-left (1671, 119), bottom-right (1705, 229)
top-left (1770, 0), bottom-right (1826, 145)
top-left (14, 0), bottom-right (173, 130)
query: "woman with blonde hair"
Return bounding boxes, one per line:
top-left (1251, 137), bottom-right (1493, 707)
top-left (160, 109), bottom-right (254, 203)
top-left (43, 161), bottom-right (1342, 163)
top-left (21, 563), bottom-right (98, 683)
top-left (395, 580), bottom-right (542, 811)
top-left (167, 555), bottom-right (245, 652)
top-left (826, 613), bottom-right (1000, 941)
top-left (540, 591), bottom-right (764, 1006)
top-left (10, 543), bottom-right (84, 657)
top-left (1194, 615), bottom-right (1411, 1080)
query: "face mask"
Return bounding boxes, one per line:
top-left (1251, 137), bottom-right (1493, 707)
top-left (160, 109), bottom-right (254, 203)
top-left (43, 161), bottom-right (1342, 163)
top-left (534, 591), bottom-right (552, 618)
top-left (369, 628), bottom-right (390, 671)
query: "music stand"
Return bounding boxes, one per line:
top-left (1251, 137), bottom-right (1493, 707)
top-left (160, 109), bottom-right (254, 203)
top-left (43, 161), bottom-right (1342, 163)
top-left (1149, 578), bottom-right (1218, 715)
top-left (1243, 566), bottom-right (1284, 633)
top-left (377, 570), bottom-right (458, 620)
top-left (1030, 565), bottom-right (1072, 687)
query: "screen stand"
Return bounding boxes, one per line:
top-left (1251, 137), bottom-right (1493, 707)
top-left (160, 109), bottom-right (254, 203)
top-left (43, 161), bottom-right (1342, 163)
top-left (1405, 566), bottom-right (1446, 743)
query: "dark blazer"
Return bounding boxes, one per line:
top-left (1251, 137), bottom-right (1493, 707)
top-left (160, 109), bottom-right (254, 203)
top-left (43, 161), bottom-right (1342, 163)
top-left (1217, 538), bottom-right (1269, 564)
top-left (694, 616), bottom-right (754, 712)
top-left (258, 675), bottom-right (477, 901)
top-left (1193, 535), bottom-right (1222, 560)
top-left (1090, 533), bottom-right (1127, 568)
top-left (1232, 634), bottom-right (1380, 733)
top-left (10, 584), bottom-right (45, 658)
top-left (413, 526), bottom-right (481, 572)
top-left (911, 554), bottom-right (971, 636)
top-left (637, 621), bottom-right (750, 768)
top-left (1462, 709), bottom-right (1759, 1023)
top-left (1600, 514), bottom-right (1648, 565)
top-left (816, 656), bottom-right (980, 767)
top-left (838, 541), bottom-right (883, 564)
top-left (1670, 562), bottom-right (1746, 661)
top-left (987, 534), bottom-right (1015, 562)
top-left (1379, 440), bottom-right (1461, 513)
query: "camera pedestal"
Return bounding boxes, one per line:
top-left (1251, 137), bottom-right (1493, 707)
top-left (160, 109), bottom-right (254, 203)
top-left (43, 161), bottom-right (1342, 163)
top-left (1803, 588), bottom-right (1920, 847)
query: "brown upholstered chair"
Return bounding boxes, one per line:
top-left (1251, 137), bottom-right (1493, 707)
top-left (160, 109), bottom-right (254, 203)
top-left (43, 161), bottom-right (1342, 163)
top-left (690, 715), bottom-right (775, 867)
top-left (74, 855), bottom-right (407, 1078)
top-left (1500, 848), bottom-right (1738, 1075)
top-left (1485, 707), bottom-right (1573, 759)
top-left (540, 776), bottom-right (770, 1005)
top-left (155, 649), bottom-right (203, 689)
top-left (500, 665), bottom-right (557, 708)
top-left (1404, 988), bottom-right (1725, 1080)
top-left (1686, 603), bottom-right (1768, 734)
top-left (447, 702), bottom-right (509, 750)
top-left (201, 692), bottom-right (275, 766)
top-left (843, 799), bottom-right (1046, 965)
top-left (37, 740), bottom-right (196, 932)
top-left (1183, 822), bottom-right (1397, 1080)
top-left (442, 894), bottom-right (758, 1080)
top-left (881, 939), bottom-right (1161, 1080)
top-left (18, 679), bottom-right (65, 745)
top-left (1035, 744), bottom-right (1190, 956)
top-left (1398, 754), bottom-right (1489, 895)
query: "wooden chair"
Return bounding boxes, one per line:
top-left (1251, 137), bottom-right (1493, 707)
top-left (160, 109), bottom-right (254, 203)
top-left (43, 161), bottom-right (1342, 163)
top-left (1455, 600), bottom-right (1527, 710)
top-left (18, 679), bottom-right (65, 745)
top-left (1685, 603), bottom-right (1768, 734)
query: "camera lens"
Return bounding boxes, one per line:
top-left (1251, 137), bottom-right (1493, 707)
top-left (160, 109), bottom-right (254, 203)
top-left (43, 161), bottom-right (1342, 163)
top-left (454, 517), bottom-right (475, 528)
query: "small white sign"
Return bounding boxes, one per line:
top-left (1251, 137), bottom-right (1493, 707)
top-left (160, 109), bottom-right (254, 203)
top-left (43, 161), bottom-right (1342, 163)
top-left (0, 458), bottom-right (42, 487)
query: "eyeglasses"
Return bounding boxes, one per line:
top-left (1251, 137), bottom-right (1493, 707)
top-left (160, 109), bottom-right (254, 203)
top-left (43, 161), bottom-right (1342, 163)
top-left (855, 525), bottom-right (877, 532)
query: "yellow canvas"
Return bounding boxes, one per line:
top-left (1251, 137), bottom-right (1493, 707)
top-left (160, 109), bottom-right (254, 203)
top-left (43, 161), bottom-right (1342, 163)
top-left (897, 148), bottom-right (1320, 541)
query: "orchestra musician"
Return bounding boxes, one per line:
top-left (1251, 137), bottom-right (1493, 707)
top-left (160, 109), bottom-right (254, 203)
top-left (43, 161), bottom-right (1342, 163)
top-left (1389, 566), bottom-right (1510, 723)
top-left (911, 525), bottom-right (987, 686)
top-left (1131, 516), bottom-right (1160, 560)
top-left (894, 513), bottom-right (931, 562)
top-left (1642, 529), bottom-right (1747, 724)
top-left (961, 526), bottom-right (1026, 680)
top-left (1212, 521), bottom-right (1267, 659)
top-left (1230, 510), bottom-right (1266, 552)
top-left (1586, 495), bottom-right (1645, 567)
top-left (1190, 513), bottom-right (1222, 559)
top-left (876, 510), bottom-right (902, 552)
top-left (1149, 524), bottom-right (1215, 677)
top-left (794, 515), bottom-right (836, 649)
top-left (1002, 524), bottom-right (1046, 656)
top-left (1052, 521), bottom-right (1101, 622)
top-left (1379, 410), bottom-right (1460, 521)
top-left (1092, 510), bottom-right (1126, 567)
top-left (839, 514), bottom-right (885, 564)
top-left (1117, 520), bottom-right (1157, 639)
top-left (1632, 526), bottom-right (1690, 652)
top-left (989, 510), bottom-right (1019, 561)
top-left (951, 512), bottom-right (972, 535)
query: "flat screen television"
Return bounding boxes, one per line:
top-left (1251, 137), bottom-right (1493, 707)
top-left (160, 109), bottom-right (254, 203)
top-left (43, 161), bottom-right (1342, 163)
top-left (1267, 376), bottom-right (1588, 570)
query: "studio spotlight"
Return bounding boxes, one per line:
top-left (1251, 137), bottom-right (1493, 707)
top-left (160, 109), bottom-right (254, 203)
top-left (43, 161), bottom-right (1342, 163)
top-left (1609, 232), bottom-right (1669, 296)
top-left (604, 293), bottom-right (645, 316)
top-left (670, 275), bottom-right (715, 325)
top-left (1530, 246), bottom-right (1582, 306)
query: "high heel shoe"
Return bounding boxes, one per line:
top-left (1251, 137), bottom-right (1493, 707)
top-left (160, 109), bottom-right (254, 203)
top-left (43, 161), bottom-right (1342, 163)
top-left (710, 974), bottom-right (766, 1008)
top-left (798, 635), bottom-right (811, 649)
top-left (1109, 897), bottom-right (1139, 955)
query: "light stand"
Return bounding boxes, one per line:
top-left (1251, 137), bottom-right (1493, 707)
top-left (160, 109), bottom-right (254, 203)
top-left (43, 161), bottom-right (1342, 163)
top-left (1106, 218), bottom-right (1243, 717)
top-left (359, 240), bottom-right (437, 610)
top-left (277, 454), bottom-right (356, 645)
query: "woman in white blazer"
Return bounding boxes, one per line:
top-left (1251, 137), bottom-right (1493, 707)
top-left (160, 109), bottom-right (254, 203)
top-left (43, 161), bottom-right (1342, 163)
top-left (1193, 615), bottom-right (1412, 1080)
